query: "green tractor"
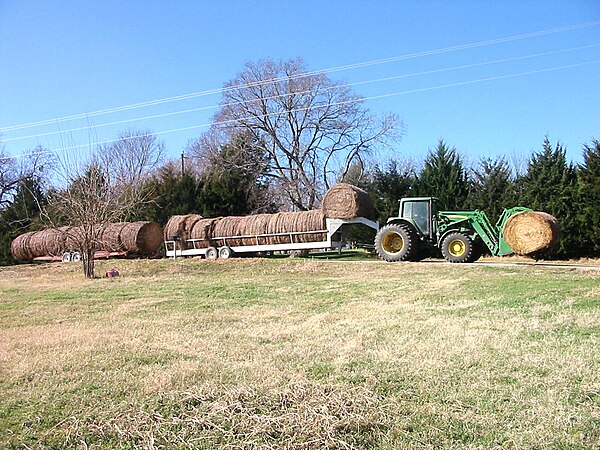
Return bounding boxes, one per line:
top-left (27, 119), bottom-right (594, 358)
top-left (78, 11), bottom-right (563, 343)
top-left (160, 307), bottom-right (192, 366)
top-left (374, 197), bottom-right (530, 263)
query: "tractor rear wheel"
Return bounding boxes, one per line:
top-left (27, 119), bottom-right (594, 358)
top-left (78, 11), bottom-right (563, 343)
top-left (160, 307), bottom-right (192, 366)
top-left (441, 232), bottom-right (474, 263)
top-left (375, 224), bottom-right (418, 262)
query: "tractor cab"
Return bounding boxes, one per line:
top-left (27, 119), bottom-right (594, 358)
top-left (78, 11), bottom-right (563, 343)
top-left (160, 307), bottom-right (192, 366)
top-left (397, 197), bottom-right (437, 240)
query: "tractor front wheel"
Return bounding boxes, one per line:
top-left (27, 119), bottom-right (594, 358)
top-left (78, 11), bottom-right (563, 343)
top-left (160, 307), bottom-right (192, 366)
top-left (375, 224), bottom-right (418, 262)
top-left (441, 232), bottom-right (474, 263)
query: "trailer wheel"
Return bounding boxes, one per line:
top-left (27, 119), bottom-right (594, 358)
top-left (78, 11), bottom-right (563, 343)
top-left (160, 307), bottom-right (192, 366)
top-left (61, 252), bottom-right (72, 263)
top-left (375, 224), bottom-right (418, 262)
top-left (441, 233), bottom-right (474, 263)
top-left (71, 252), bottom-right (81, 262)
top-left (219, 246), bottom-right (233, 259)
top-left (206, 247), bottom-right (218, 260)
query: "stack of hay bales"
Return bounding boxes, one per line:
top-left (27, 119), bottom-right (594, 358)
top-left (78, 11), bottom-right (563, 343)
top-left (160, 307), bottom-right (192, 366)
top-left (163, 183), bottom-right (371, 250)
top-left (503, 211), bottom-right (561, 255)
top-left (10, 221), bottom-right (163, 261)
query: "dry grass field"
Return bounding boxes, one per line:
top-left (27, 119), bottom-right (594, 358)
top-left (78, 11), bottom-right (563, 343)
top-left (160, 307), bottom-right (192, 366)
top-left (0, 256), bottom-right (598, 449)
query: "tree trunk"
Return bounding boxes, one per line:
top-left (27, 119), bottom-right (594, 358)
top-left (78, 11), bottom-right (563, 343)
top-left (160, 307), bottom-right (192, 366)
top-left (82, 248), bottom-right (95, 279)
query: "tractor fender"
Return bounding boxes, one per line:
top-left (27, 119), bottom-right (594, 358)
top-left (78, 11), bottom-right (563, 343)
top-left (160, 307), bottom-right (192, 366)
top-left (386, 218), bottom-right (419, 234)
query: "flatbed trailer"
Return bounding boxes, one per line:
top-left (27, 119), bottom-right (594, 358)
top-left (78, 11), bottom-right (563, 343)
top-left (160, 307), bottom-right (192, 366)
top-left (33, 251), bottom-right (129, 263)
top-left (165, 217), bottom-right (379, 259)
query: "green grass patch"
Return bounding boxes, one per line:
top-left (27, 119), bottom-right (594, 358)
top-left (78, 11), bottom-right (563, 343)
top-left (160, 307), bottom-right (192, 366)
top-left (0, 258), bottom-right (598, 448)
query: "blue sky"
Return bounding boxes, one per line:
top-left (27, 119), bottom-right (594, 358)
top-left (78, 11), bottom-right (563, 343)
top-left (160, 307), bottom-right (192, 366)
top-left (1, 0), bottom-right (599, 167)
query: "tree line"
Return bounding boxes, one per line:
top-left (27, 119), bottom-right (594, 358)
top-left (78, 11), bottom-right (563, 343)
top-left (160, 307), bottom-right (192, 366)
top-left (0, 57), bottom-right (598, 273)
top-left (1, 132), bottom-right (598, 265)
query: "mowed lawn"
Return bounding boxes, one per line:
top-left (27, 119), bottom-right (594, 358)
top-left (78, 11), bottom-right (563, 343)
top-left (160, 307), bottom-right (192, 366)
top-left (0, 257), bottom-right (598, 449)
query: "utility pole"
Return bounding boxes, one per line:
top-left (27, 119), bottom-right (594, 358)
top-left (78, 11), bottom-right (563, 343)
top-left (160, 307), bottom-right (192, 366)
top-left (181, 152), bottom-right (185, 176)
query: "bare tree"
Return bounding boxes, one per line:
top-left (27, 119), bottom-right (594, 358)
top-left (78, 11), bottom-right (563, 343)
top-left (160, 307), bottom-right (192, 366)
top-left (49, 130), bottom-right (163, 278)
top-left (0, 144), bottom-right (53, 211)
top-left (196, 58), bottom-right (403, 210)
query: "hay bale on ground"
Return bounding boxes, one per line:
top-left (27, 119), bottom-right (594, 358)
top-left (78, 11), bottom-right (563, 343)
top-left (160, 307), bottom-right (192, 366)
top-left (10, 232), bottom-right (35, 261)
top-left (120, 221), bottom-right (163, 254)
top-left (322, 183), bottom-right (373, 220)
top-left (503, 211), bottom-right (561, 255)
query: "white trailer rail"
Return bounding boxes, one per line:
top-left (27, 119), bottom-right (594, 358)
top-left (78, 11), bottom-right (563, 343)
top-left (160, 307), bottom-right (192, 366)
top-left (164, 217), bottom-right (379, 259)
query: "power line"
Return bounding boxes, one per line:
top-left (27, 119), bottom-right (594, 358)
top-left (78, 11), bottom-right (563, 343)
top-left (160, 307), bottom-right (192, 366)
top-left (4, 43), bottom-right (599, 143)
top-left (3, 59), bottom-right (598, 162)
top-left (2, 20), bottom-right (599, 133)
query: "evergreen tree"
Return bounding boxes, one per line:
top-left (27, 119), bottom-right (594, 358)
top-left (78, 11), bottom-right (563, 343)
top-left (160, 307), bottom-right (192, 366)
top-left (369, 160), bottom-right (416, 221)
top-left (519, 137), bottom-right (578, 257)
top-left (414, 140), bottom-right (469, 210)
top-left (467, 157), bottom-right (516, 222)
top-left (133, 164), bottom-right (205, 226)
top-left (0, 177), bottom-right (47, 264)
top-left (577, 139), bottom-right (600, 255)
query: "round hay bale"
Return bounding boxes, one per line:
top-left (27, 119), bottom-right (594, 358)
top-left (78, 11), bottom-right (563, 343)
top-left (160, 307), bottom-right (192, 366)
top-left (120, 221), bottom-right (163, 254)
top-left (268, 212), bottom-right (295, 244)
top-left (322, 183), bottom-right (373, 220)
top-left (183, 214), bottom-right (203, 239)
top-left (503, 211), bottom-right (561, 255)
top-left (213, 216), bottom-right (247, 247)
top-left (190, 218), bottom-right (220, 245)
top-left (10, 231), bottom-right (35, 261)
top-left (59, 226), bottom-right (80, 252)
top-left (28, 230), bottom-right (49, 258)
top-left (164, 214), bottom-right (198, 241)
top-left (266, 213), bottom-right (281, 245)
top-left (297, 210), bottom-right (327, 243)
top-left (100, 223), bottom-right (128, 251)
top-left (245, 214), bottom-right (271, 245)
top-left (42, 228), bottom-right (64, 256)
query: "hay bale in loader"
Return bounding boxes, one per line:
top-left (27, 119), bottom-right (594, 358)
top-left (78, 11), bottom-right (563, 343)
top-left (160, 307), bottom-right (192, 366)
top-left (322, 183), bottom-right (373, 220)
top-left (503, 211), bottom-right (561, 255)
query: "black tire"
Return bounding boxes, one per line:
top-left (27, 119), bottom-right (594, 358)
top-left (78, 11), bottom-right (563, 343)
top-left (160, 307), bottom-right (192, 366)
top-left (206, 247), bottom-right (218, 260)
top-left (441, 232), bottom-right (474, 263)
top-left (219, 246), bottom-right (233, 259)
top-left (374, 224), bottom-right (419, 262)
top-left (468, 241), bottom-right (483, 263)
